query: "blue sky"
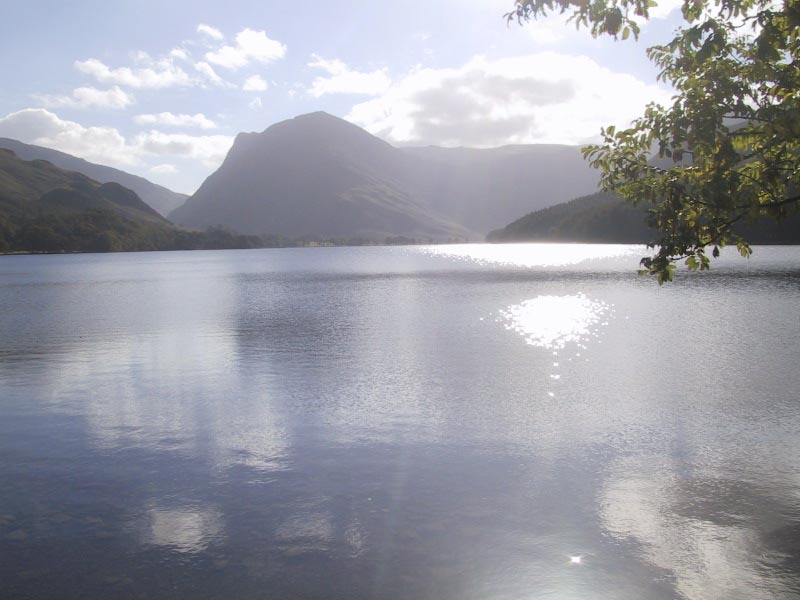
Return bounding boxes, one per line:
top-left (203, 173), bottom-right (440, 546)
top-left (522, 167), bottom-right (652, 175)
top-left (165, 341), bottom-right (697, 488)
top-left (0, 0), bottom-right (684, 193)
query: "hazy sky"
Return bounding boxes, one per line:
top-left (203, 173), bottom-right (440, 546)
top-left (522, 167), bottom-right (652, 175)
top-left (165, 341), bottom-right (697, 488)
top-left (0, 0), bottom-right (683, 193)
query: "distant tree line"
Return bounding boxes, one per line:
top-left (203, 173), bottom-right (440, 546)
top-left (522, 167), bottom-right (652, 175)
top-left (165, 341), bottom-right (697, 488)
top-left (0, 208), bottom-right (462, 255)
top-left (0, 209), bottom-right (270, 254)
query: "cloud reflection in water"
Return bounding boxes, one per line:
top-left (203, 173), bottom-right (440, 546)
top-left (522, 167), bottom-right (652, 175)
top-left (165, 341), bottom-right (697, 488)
top-left (141, 505), bottom-right (223, 554)
top-left (599, 456), bottom-right (800, 599)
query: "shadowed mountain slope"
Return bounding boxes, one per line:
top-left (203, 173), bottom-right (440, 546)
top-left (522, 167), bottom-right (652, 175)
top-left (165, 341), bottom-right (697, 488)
top-left (0, 149), bottom-right (165, 222)
top-left (171, 112), bottom-right (600, 239)
top-left (0, 150), bottom-right (265, 253)
top-left (488, 191), bottom-right (800, 244)
top-left (0, 137), bottom-right (188, 216)
top-left (171, 112), bottom-right (470, 240)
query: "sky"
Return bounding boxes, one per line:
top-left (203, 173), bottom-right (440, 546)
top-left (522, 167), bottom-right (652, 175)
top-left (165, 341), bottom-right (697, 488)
top-left (0, 0), bottom-right (685, 194)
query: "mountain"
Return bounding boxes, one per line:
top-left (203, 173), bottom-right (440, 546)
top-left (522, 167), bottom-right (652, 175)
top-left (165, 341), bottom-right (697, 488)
top-left (0, 137), bottom-right (188, 216)
top-left (171, 112), bottom-right (470, 241)
top-left (0, 148), bottom-right (172, 252)
top-left (487, 191), bottom-right (800, 244)
top-left (0, 149), bottom-right (263, 253)
top-left (487, 192), bottom-right (655, 243)
top-left (170, 112), bottom-right (600, 240)
top-left (402, 144), bottom-right (599, 233)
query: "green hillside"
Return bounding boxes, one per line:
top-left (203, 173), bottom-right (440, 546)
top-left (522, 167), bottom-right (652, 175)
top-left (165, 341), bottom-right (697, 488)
top-left (0, 149), bottom-right (262, 253)
top-left (487, 192), bottom-right (655, 243)
top-left (488, 192), bottom-right (800, 244)
top-left (0, 137), bottom-right (188, 216)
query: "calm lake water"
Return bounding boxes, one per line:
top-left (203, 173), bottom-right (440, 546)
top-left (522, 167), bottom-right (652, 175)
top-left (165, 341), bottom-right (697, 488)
top-left (0, 244), bottom-right (799, 599)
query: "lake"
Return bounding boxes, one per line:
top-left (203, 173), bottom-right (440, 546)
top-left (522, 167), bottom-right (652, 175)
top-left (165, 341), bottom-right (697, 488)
top-left (0, 244), bottom-right (798, 599)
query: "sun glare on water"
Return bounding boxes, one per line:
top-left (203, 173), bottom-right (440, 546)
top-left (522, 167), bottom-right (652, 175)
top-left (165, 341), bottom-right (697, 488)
top-left (423, 243), bottom-right (641, 268)
top-left (499, 294), bottom-right (612, 350)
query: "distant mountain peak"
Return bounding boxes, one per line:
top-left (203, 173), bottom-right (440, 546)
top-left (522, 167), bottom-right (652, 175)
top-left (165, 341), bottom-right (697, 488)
top-left (265, 111), bottom-right (372, 137)
top-left (292, 110), bottom-right (337, 121)
top-left (265, 111), bottom-right (382, 141)
top-left (259, 111), bottom-right (345, 132)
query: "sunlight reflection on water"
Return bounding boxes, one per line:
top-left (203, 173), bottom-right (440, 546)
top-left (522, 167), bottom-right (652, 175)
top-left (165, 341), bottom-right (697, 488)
top-left (1, 247), bottom-right (799, 600)
top-left (423, 243), bottom-right (642, 268)
top-left (499, 294), bottom-right (613, 350)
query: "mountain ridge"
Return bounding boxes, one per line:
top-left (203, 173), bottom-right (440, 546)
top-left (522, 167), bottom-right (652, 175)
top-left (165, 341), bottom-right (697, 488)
top-left (171, 112), bottom-right (600, 240)
top-left (171, 111), bottom-right (472, 241)
top-left (0, 148), bottom-right (174, 252)
top-left (0, 149), bottom-right (267, 253)
top-left (0, 137), bottom-right (188, 216)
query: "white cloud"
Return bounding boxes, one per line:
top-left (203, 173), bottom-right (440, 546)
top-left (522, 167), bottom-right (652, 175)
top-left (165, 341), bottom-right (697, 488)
top-left (347, 53), bottom-right (672, 147)
top-left (249, 97), bottom-right (263, 109)
top-left (70, 29), bottom-right (283, 93)
top-left (193, 61), bottom-right (226, 86)
top-left (197, 23), bottom-right (224, 41)
top-left (75, 57), bottom-right (193, 89)
top-left (648, 0), bottom-right (684, 19)
top-left (205, 46), bottom-right (248, 70)
top-left (34, 86), bottom-right (134, 110)
top-left (0, 108), bottom-right (139, 166)
top-left (169, 47), bottom-right (190, 61)
top-left (0, 108), bottom-right (233, 173)
top-left (205, 28), bottom-right (286, 70)
top-left (131, 50), bottom-right (152, 64)
top-left (521, 12), bottom-right (574, 45)
top-left (150, 164), bottom-right (178, 174)
top-left (242, 74), bottom-right (268, 92)
top-left (133, 130), bottom-right (234, 167)
top-left (134, 112), bottom-right (217, 129)
top-left (517, 0), bottom-right (681, 42)
top-left (308, 55), bottom-right (391, 97)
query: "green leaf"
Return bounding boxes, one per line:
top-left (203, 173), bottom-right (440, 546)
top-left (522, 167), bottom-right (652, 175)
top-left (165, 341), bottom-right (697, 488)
top-left (507, 0), bottom-right (800, 283)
